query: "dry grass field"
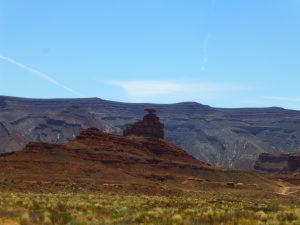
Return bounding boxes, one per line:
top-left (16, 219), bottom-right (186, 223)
top-left (0, 186), bottom-right (299, 225)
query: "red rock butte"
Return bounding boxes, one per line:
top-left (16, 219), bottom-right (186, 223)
top-left (0, 127), bottom-right (276, 193)
top-left (254, 152), bottom-right (300, 172)
top-left (123, 108), bottom-right (164, 139)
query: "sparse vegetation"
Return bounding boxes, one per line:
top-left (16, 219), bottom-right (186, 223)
top-left (0, 192), bottom-right (299, 225)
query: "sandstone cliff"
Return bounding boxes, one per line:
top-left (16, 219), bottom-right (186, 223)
top-left (254, 152), bottom-right (300, 172)
top-left (123, 108), bottom-right (164, 139)
top-left (0, 128), bottom-right (273, 191)
top-left (2, 95), bottom-right (300, 169)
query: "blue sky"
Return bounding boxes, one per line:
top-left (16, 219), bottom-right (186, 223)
top-left (0, 0), bottom-right (299, 109)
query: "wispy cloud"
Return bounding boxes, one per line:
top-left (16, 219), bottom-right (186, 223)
top-left (108, 80), bottom-right (251, 103)
top-left (201, 33), bottom-right (212, 71)
top-left (0, 55), bottom-right (83, 97)
top-left (110, 81), bottom-right (184, 99)
top-left (200, 0), bottom-right (217, 71)
top-left (264, 96), bottom-right (300, 103)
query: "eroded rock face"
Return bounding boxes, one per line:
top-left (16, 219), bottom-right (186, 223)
top-left (0, 128), bottom-right (209, 185)
top-left (288, 155), bottom-right (300, 171)
top-left (0, 97), bottom-right (6, 109)
top-left (0, 128), bottom-right (275, 192)
top-left (255, 152), bottom-right (300, 172)
top-left (123, 108), bottom-right (164, 139)
top-left (258, 153), bottom-right (290, 163)
top-left (3, 95), bottom-right (300, 169)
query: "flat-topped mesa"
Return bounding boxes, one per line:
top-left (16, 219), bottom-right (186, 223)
top-left (123, 108), bottom-right (164, 139)
top-left (254, 152), bottom-right (300, 172)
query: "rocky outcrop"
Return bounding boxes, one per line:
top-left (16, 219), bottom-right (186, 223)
top-left (123, 108), bottom-right (164, 139)
top-left (257, 153), bottom-right (290, 163)
top-left (255, 152), bottom-right (300, 172)
top-left (0, 128), bottom-right (275, 192)
top-left (0, 128), bottom-right (205, 184)
top-left (254, 153), bottom-right (290, 172)
top-left (288, 155), bottom-right (300, 171)
top-left (2, 95), bottom-right (300, 169)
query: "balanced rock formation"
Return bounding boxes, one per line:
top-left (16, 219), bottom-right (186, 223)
top-left (0, 128), bottom-right (274, 192)
top-left (4, 95), bottom-right (300, 170)
top-left (123, 108), bottom-right (164, 139)
top-left (0, 128), bottom-right (203, 184)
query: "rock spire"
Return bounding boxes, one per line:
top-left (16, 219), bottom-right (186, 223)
top-left (123, 108), bottom-right (164, 139)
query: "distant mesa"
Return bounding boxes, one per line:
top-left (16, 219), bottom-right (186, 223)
top-left (4, 95), bottom-right (300, 170)
top-left (123, 108), bottom-right (164, 139)
top-left (254, 152), bottom-right (300, 172)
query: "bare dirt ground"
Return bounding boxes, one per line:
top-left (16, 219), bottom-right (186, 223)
top-left (276, 179), bottom-right (300, 196)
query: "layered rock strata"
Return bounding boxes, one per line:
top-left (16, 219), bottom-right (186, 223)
top-left (123, 108), bottom-right (164, 139)
top-left (2, 95), bottom-right (300, 169)
top-left (0, 128), bottom-right (272, 190)
top-left (255, 152), bottom-right (300, 172)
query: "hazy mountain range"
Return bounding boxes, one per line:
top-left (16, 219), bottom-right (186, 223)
top-left (1, 95), bottom-right (300, 170)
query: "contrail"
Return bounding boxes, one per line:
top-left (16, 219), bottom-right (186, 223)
top-left (201, 33), bottom-right (211, 71)
top-left (0, 55), bottom-right (83, 97)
